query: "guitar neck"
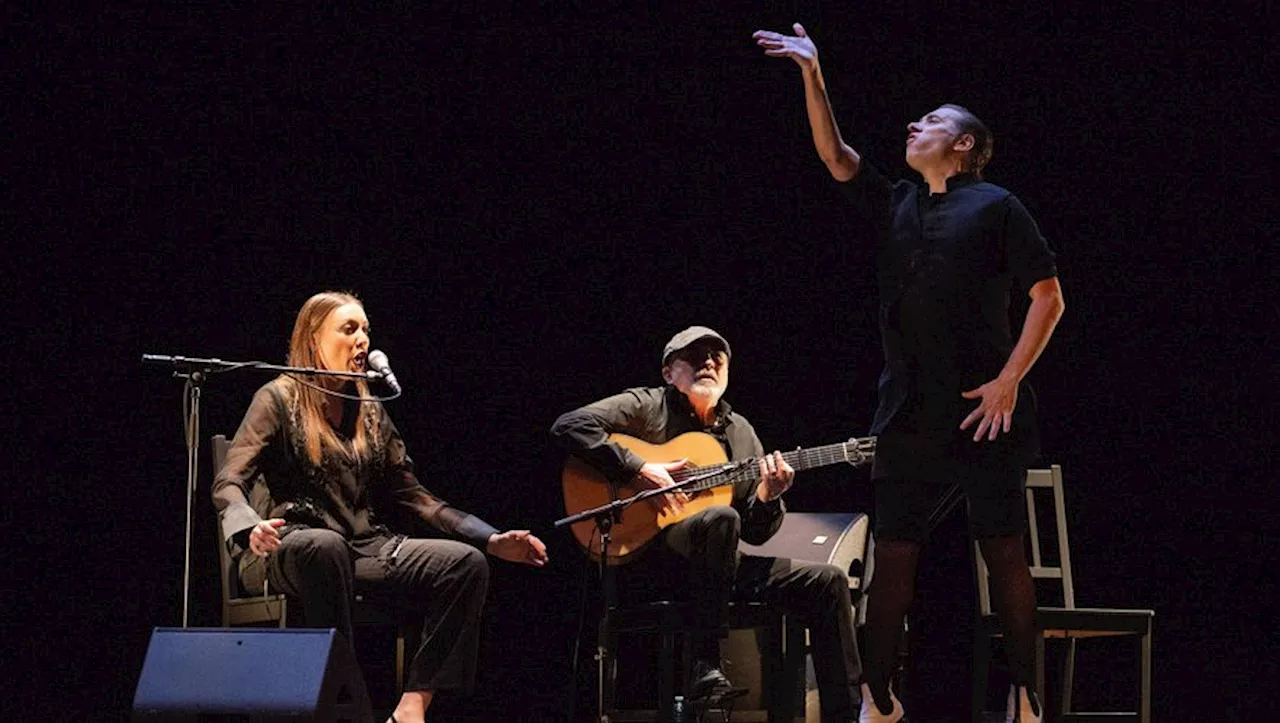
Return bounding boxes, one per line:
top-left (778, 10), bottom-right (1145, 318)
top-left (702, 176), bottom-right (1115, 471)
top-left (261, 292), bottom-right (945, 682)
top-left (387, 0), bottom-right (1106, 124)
top-left (670, 439), bottom-right (874, 491)
top-left (781, 442), bottom-right (866, 473)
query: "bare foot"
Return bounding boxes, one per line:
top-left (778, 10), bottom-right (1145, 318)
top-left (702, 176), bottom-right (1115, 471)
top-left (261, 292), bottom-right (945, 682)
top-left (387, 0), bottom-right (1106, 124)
top-left (390, 689), bottom-right (432, 723)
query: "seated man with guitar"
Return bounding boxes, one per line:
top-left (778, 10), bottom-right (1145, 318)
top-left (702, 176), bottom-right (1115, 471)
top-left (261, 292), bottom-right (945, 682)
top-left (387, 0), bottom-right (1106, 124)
top-left (551, 326), bottom-right (865, 720)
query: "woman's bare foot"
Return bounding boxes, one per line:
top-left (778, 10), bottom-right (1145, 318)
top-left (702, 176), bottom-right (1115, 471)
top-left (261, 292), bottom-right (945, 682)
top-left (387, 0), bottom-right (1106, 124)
top-left (389, 689), bottom-right (432, 723)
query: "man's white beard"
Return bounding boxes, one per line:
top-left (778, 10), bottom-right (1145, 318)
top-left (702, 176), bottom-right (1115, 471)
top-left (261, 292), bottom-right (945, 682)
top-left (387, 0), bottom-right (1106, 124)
top-left (688, 380), bottom-right (725, 406)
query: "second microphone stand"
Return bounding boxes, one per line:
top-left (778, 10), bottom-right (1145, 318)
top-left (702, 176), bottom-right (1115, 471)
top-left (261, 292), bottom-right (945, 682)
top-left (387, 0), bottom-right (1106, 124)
top-left (142, 353), bottom-right (394, 628)
top-left (554, 461), bottom-right (748, 723)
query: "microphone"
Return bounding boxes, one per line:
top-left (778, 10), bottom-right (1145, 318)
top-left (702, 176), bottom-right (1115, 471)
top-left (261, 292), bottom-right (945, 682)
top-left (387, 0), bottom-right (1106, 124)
top-left (366, 350), bottom-right (402, 395)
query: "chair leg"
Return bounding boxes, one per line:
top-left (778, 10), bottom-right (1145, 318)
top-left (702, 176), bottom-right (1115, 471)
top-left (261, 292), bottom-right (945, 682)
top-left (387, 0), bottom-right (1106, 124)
top-left (971, 633), bottom-right (991, 723)
top-left (1140, 623), bottom-right (1153, 723)
top-left (395, 630), bottom-right (406, 694)
top-left (1034, 634), bottom-right (1047, 715)
top-left (895, 617), bottom-right (910, 705)
top-left (658, 631), bottom-right (677, 723)
top-left (1059, 637), bottom-right (1077, 717)
top-left (773, 619), bottom-right (804, 723)
top-left (598, 618), bottom-right (616, 722)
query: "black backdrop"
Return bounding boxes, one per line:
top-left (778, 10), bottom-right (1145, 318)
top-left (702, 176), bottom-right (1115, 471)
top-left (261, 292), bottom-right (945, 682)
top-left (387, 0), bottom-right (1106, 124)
top-left (8, 4), bottom-right (1275, 721)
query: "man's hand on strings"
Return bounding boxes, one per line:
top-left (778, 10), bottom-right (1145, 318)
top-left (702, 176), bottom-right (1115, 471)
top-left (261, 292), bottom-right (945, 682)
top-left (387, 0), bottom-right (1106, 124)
top-left (636, 460), bottom-right (690, 515)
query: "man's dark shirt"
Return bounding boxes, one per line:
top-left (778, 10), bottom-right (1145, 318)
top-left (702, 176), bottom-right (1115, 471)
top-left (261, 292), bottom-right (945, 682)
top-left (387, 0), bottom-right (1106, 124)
top-left (550, 385), bottom-right (784, 545)
top-left (841, 162), bottom-right (1058, 470)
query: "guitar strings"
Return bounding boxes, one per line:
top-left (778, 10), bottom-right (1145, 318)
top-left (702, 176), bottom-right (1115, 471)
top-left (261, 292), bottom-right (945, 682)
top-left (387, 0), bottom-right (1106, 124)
top-left (667, 439), bottom-right (875, 488)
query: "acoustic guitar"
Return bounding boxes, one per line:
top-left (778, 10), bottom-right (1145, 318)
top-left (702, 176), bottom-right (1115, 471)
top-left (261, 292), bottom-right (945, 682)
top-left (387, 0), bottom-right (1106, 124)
top-left (562, 431), bottom-right (875, 564)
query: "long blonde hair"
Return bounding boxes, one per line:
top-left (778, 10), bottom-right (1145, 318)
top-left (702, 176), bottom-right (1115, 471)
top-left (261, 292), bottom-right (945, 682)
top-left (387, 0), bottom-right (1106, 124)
top-left (281, 291), bottom-right (378, 466)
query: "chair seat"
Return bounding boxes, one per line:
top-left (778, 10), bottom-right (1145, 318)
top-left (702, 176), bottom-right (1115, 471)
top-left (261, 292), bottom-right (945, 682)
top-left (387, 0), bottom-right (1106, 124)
top-left (352, 593), bottom-right (406, 626)
top-left (979, 606), bottom-right (1154, 638)
top-left (225, 594), bottom-right (288, 626)
top-left (227, 594), bottom-right (287, 607)
top-left (225, 591), bottom-right (404, 625)
top-left (971, 466), bottom-right (1153, 723)
top-left (608, 600), bottom-right (782, 634)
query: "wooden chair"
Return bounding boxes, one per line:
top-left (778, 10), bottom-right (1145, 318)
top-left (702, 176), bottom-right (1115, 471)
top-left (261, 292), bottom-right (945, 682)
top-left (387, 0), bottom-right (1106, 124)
top-left (213, 434), bottom-right (291, 628)
top-left (601, 511), bottom-right (873, 722)
top-left (971, 465), bottom-right (1154, 723)
top-left (211, 434), bottom-right (414, 692)
top-left (602, 600), bottom-right (804, 723)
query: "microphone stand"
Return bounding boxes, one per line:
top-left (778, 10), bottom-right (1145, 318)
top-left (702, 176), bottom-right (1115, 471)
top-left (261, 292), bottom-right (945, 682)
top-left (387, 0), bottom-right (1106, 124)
top-left (554, 461), bottom-right (748, 723)
top-left (142, 353), bottom-right (389, 628)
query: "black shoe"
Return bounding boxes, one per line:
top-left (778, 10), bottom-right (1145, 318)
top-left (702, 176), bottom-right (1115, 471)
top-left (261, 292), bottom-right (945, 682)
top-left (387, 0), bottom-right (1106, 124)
top-left (687, 660), bottom-right (736, 702)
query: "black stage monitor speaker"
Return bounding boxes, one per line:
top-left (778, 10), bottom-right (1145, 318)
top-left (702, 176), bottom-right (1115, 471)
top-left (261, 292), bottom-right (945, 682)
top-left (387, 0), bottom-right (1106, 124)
top-left (739, 511), bottom-right (871, 590)
top-left (730, 512), bottom-right (871, 722)
top-left (131, 627), bottom-right (373, 722)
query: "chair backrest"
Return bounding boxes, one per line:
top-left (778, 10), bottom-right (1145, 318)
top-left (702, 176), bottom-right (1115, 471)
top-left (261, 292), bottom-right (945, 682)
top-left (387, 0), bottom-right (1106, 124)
top-left (975, 465), bottom-right (1077, 615)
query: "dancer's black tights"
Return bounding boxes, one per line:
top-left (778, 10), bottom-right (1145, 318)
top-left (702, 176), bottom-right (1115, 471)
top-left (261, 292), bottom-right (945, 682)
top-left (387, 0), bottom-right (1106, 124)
top-left (862, 535), bottom-right (1038, 711)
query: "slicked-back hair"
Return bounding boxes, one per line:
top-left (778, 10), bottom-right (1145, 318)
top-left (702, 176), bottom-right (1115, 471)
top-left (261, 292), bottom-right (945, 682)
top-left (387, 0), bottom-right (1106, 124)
top-left (941, 104), bottom-right (994, 179)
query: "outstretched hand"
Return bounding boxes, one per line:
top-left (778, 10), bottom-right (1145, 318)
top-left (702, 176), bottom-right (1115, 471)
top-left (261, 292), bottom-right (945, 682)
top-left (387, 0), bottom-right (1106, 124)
top-left (487, 530), bottom-right (549, 567)
top-left (960, 376), bottom-right (1020, 442)
top-left (752, 23), bottom-right (819, 71)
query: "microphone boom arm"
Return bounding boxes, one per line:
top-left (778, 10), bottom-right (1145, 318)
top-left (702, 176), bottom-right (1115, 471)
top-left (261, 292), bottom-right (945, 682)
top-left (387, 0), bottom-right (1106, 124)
top-left (141, 354), bottom-right (377, 381)
top-left (553, 460), bottom-right (747, 529)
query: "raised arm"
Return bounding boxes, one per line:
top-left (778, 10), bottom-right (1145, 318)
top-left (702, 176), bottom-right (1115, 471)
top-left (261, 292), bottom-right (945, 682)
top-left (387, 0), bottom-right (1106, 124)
top-left (753, 23), bottom-right (861, 181)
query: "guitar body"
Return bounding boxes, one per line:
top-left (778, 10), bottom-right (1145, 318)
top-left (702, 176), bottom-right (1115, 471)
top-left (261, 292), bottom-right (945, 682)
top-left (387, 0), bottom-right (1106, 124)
top-left (562, 432), bottom-right (735, 565)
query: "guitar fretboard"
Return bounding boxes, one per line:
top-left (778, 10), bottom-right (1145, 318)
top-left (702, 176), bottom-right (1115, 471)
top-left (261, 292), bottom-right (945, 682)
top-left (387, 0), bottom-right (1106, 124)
top-left (669, 438), bottom-right (875, 492)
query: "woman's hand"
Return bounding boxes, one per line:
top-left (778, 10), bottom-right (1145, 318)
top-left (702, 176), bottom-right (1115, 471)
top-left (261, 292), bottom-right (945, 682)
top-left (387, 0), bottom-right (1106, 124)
top-left (248, 518), bottom-right (286, 557)
top-left (487, 530), bottom-right (549, 567)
